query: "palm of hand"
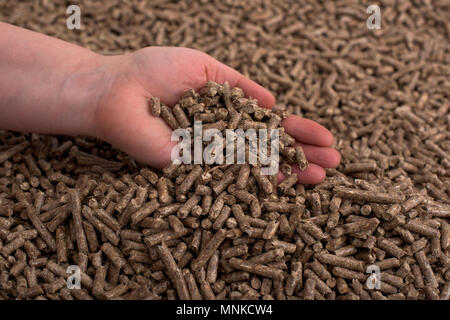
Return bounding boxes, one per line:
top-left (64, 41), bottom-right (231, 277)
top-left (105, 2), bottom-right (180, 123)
top-left (92, 47), bottom-right (340, 184)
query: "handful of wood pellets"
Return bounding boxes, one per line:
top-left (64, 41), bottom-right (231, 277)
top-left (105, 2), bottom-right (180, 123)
top-left (0, 81), bottom-right (448, 301)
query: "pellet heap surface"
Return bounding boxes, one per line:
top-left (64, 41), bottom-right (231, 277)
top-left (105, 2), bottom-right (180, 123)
top-left (0, 0), bottom-right (449, 300)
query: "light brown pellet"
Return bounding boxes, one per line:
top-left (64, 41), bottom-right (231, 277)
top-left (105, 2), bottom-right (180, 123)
top-left (334, 187), bottom-right (404, 204)
top-left (295, 146), bottom-right (308, 171)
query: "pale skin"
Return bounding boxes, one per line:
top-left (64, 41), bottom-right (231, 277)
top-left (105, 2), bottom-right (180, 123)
top-left (0, 22), bottom-right (340, 184)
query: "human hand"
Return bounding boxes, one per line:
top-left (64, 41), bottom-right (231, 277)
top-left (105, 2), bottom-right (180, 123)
top-left (90, 47), bottom-right (340, 184)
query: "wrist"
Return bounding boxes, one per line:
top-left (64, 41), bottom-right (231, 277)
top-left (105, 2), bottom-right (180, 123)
top-left (60, 53), bottom-right (123, 137)
top-left (0, 23), bottom-right (126, 138)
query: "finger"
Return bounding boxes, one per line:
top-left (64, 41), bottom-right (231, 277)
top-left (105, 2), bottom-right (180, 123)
top-left (296, 143), bottom-right (341, 168)
top-left (291, 163), bottom-right (327, 184)
top-left (123, 117), bottom-right (176, 169)
top-left (282, 115), bottom-right (334, 147)
top-left (277, 163), bottom-right (327, 185)
top-left (206, 58), bottom-right (275, 109)
top-left (116, 114), bottom-right (176, 169)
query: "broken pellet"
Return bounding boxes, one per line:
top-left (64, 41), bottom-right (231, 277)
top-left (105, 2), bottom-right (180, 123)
top-left (91, 265), bottom-right (107, 299)
top-left (157, 203), bottom-right (182, 218)
top-left (266, 239), bottom-right (297, 254)
top-left (402, 195), bottom-right (425, 213)
top-left (374, 258), bottom-right (401, 270)
top-left (47, 260), bottom-right (93, 289)
top-left (231, 190), bottom-right (261, 217)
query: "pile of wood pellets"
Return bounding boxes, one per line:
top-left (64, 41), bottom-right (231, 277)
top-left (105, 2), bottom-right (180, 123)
top-left (0, 0), bottom-right (449, 300)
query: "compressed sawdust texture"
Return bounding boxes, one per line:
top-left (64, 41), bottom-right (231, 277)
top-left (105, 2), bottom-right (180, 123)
top-left (0, 0), bottom-right (449, 300)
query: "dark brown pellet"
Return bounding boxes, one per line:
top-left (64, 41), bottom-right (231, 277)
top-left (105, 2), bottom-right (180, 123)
top-left (191, 229), bottom-right (227, 270)
top-left (228, 258), bottom-right (285, 281)
top-left (157, 244), bottom-right (190, 300)
top-left (315, 252), bottom-right (365, 272)
top-left (102, 243), bottom-right (127, 270)
top-left (70, 189), bottom-right (89, 255)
